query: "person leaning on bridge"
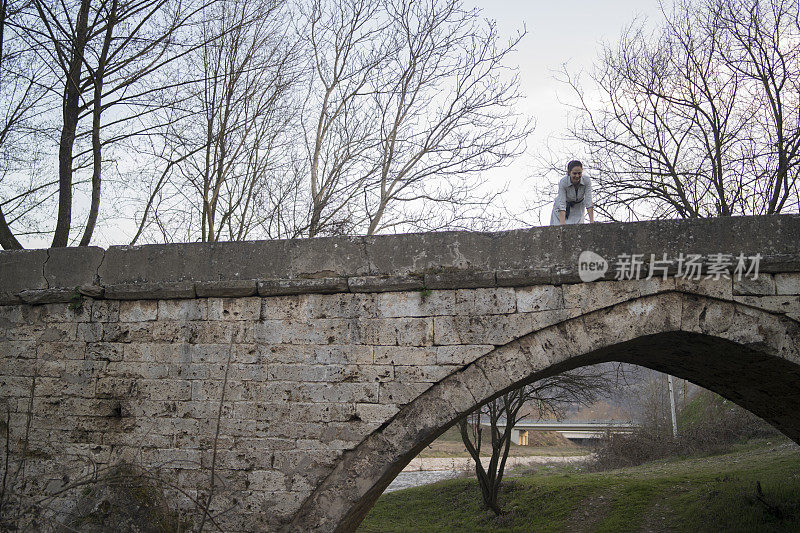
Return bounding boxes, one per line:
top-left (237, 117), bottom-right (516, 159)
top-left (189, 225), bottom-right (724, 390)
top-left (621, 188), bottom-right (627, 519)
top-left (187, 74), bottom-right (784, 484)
top-left (550, 159), bottom-right (595, 225)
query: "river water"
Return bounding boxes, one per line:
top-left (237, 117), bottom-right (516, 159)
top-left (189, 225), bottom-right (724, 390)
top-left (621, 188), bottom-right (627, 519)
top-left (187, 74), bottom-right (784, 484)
top-left (385, 470), bottom-right (463, 493)
top-left (384, 455), bottom-right (590, 493)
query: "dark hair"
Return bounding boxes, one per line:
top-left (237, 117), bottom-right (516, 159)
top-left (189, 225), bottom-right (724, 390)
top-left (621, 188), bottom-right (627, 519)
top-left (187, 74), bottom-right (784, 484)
top-left (567, 160), bottom-right (583, 173)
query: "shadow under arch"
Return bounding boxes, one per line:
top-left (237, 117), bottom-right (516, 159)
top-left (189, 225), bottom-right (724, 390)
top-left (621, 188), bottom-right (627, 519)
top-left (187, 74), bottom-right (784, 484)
top-left (288, 290), bottom-right (800, 532)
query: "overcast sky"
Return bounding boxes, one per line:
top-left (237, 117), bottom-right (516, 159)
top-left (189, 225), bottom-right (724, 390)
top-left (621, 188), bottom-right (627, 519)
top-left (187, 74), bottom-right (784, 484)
top-left (466, 0), bottom-right (666, 223)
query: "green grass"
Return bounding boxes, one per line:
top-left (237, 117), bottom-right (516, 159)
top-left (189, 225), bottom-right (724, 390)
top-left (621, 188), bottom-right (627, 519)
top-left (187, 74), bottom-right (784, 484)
top-left (358, 439), bottom-right (800, 532)
top-left (677, 389), bottom-right (726, 428)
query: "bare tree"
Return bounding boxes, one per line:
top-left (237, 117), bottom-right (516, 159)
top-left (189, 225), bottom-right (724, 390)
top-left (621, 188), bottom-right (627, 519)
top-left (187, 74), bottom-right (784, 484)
top-left (360, 0), bottom-right (530, 235)
top-left (135, 0), bottom-right (300, 243)
top-left (3, 0), bottom-right (211, 247)
top-left (550, 0), bottom-right (799, 222)
top-left (712, 0), bottom-right (800, 215)
top-left (295, 0), bottom-right (530, 237)
top-left (459, 368), bottom-right (616, 515)
top-left (2, 0), bottom-right (531, 247)
top-left (295, 0), bottom-right (391, 237)
top-left (0, 0), bottom-right (52, 249)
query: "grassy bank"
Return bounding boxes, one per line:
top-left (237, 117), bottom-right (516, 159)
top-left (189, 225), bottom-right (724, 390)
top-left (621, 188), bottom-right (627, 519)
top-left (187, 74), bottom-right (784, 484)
top-left (359, 439), bottom-right (800, 532)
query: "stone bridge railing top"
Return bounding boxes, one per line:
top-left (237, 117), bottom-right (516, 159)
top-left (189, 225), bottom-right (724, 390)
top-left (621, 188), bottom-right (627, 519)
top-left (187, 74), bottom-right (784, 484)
top-left (1, 215), bottom-right (799, 304)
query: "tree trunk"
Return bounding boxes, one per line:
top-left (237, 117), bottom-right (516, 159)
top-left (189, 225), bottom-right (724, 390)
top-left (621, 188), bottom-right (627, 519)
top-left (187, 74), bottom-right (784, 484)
top-left (80, 0), bottom-right (117, 247)
top-left (0, 206), bottom-right (22, 249)
top-left (51, 0), bottom-right (91, 247)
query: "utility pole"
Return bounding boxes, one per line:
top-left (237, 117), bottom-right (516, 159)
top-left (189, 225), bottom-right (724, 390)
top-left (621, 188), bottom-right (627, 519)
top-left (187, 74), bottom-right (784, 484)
top-left (668, 375), bottom-right (678, 437)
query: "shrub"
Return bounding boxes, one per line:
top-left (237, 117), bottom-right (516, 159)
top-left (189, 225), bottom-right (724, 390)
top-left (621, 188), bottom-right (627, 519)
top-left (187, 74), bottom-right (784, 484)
top-left (590, 390), bottom-right (780, 471)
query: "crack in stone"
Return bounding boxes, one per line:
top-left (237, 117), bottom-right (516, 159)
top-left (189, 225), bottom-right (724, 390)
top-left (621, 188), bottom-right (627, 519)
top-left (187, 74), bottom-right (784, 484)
top-left (95, 248), bottom-right (107, 286)
top-left (43, 248), bottom-right (51, 289)
top-left (359, 237), bottom-right (375, 276)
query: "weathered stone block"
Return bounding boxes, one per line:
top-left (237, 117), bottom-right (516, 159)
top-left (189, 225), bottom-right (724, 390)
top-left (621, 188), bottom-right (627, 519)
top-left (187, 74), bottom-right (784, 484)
top-left (195, 280), bottom-right (258, 298)
top-left (440, 371), bottom-right (480, 412)
top-left (393, 365), bottom-right (456, 384)
top-left (258, 277), bottom-right (348, 296)
top-left (44, 247), bottom-right (104, 289)
top-left (90, 300), bottom-right (119, 322)
top-left (676, 277), bottom-right (733, 299)
top-left (187, 321), bottom-right (254, 344)
top-left (253, 320), bottom-right (287, 344)
top-left (158, 299), bottom-right (207, 321)
top-left (0, 358), bottom-right (63, 378)
top-left (733, 295), bottom-right (799, 314)
top-left (472, 356), bottom-right (515, 398)
top-left (375, 290), bottom-right (454, 318)
top-left (261, 295), bottom-right (307, 321)
top-left (63, 359), bottom-right (109, 379)
top-left (733, 275), bottom-right (776, 295)
top-left (311, 344), bottom-right (373, 365)
top-left (76, 322), bottom-right (103, 342)
top-left (0, 376), bottom-right (36, 398)
top-left (776, 273), bottom-right (800, 295)
top-left (326, 364), bottom-right (394, 383)
top-left (378, 381), bottom-right (432, 405)
top-left (516, 285), bottom-right (563, 312)
top-left (1, 340), bottom-right (37, 359)
top-left (726, 305), bottom-right (799, 360)
top-left (435, 345), bottom-right (494, 365)
top-left (378, 389), bottom-right (458, 452)
top-left (637, 277), bottom-right (678, 295)
top-left (86, 342), bottom-right (124, 362)
top-left (373, 346), bottom-right (437, 366)
top-left (516, 325), bottom-right (567, 369)
top-left (347, 275), bottom-right (424, 293)
top-left (424, 270), bottom-right (496, 290)
top-left (289, 318), bottom-right (356, 345)
top-left (190, 379), bottom-right (246, 402)
top-left (36, 341), bottom-right (87, 361)
top-left (354, 402), bottom-right (400, 423)
top-left (263, 363), bottom-right (328, 382)
top-left (35, 376), bottom-right (96, 398)
top-left (78, 284), bottom-right (104, 298)
top-left (174, 399), bottom-right (231, 420)
top-left (496, 268), bottom-right (553, 287)
top-left (0, 304), bottom-right (23, 325)
top-left (119, 300), bottom-right (158, 322)
top-left (104, 281), bottom-right (196, 300)
top-left (207, 297), bottom-right (260, 321)
top-left (357, 317), bottom-right (434, 346)
top-left (455, 287), bottom-right (516, 315)
top-left (247, 470), bottom-right (287, 491)
top-left (493, 342), bottom-right (536, 385)
top-left (6, 322), bottom-right (77, 342)
top-left (106, 361), bottom-right (169, 379)
top-left (562, 279), bottom-right (640, 312)
top-left (0, 249), bottom-right (48, 302)
top-left (36, 302), bottom-right (92, 323)
top-left (680, 295), bottom-right (736, 335)
top-left (18, 288), bottom-right (76, 304)
top-left (433, 310), bottom-right (580, 346)
top-left (291, 382), bottom-right (379, 403)
top-left (303, 293), bottom-right (377, 320)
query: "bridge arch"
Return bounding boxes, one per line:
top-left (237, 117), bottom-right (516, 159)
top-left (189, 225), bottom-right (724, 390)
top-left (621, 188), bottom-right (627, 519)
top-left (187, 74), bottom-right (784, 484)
top-left (288, 290), bottom-right (800, 532)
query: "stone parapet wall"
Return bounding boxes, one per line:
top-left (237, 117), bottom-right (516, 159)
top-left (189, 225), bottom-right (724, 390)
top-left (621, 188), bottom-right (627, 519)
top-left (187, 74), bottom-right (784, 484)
top-left (1, 215), bottom-right (799, 304)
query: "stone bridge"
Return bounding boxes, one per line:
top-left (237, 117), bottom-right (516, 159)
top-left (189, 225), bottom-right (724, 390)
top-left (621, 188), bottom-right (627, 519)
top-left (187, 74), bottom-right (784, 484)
top-left (1, 216), bottom-right (799, 532)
